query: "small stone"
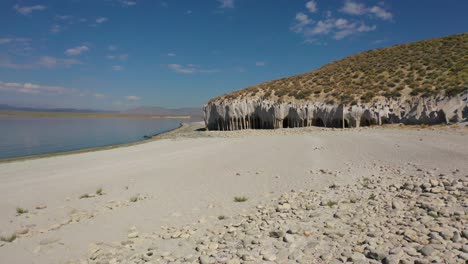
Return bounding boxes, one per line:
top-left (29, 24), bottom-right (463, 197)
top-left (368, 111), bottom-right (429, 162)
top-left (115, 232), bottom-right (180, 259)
top-left (269, 230), bottom-right (284, 238)
top-left (404, 229), bottom-right (419, 242)
top-left (283, 234), bottom-right (295, 243)
top-left (227, 259), bottom-right (241, 264)
top-left (207, 242), bottom-right (218, 250)
top-left (15, 227), bottom-right (29, 235)
top-left (262, 252), bottom-right (277, 261)
top-left (127, 232), bottom-right (139, 239)
top-left (199, 255), bottom-right (211, 264)
top-left (462, 230), bottom-right (468, 239)
top-left (383, 255), bottom-right (401, 264)
top-left (420, 245), bottom-right (435, 256)
top-left (366, 248), bottom-right (387, 260)
top-left (392, 200), bottom-right (404, 210)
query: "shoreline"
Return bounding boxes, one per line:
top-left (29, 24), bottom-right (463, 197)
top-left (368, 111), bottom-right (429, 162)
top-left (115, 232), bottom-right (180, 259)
top-left (1, 122), bottom-right (465, 164)
top-left (0, 124), bottom-right (466, 263)
top-left (0, 122), bottom-right (199, 164)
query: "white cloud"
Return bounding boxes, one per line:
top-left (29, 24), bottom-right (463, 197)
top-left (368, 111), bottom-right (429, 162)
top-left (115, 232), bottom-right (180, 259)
top-left (167, 53), bottom-right (176, 57)
top-left (107, 54), bottom-right (128, 61)
top-left (298, 17), bottom-right (376, 40)
top-left (94, 93), bottom-right (105, 99)
top-left (218, 0), bottom-right (234, 9)
top-left (340, 0), bottom-right (366, 15)
top-left (120, 0), bottom-right (137, 6)
top-left (255, 61), bottom-right (266, 67)
top-left (112, 65), bottom-right (124, 71)
top-left (291, 12), bottom-right (312, 33)
top-left (96, 17), bottom-right (108, 24)
top-left (0, 38), bottom-right (30, 46)
top-left (341, 1), bottom-right (393, 21)
top-left (108, 45), bottom-right (118, 51)
top-left (50, 24), bottom-right (62, 33)
top-left (56, 15), bottom-right (72, 21)
top-left (13, 5), bottom-right (47, 15)
top-left (37, 56), bottom-right (82, 68)
top-left (167, 64), bottom-right (219, 74)
top-left (369, 6), bottom-right (393, 21)
top-left (125, 95), bottom-right (141, 101)
top-left (65, 46), bottom-right (89, 56)
top-left (0, 38), bottom-right (13, 45)
top-left (333, 22), bottom-right (376, 40)
top-left (292, 1), bottom-right (389, 42)
top-left (0, 81), bottom-right (79, 95)
top-left (0, 56), bottom-right (81, 70)
top-left (306, 0), bottom-right (318, 13)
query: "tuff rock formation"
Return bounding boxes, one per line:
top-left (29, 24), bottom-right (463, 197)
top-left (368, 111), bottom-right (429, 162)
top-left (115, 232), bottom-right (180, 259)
top-left (204, 91), bottom-right (468, 130)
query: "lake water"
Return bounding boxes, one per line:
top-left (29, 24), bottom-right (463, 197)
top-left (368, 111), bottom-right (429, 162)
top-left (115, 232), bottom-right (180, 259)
top-left (0, 117), bottom-right (199, 160)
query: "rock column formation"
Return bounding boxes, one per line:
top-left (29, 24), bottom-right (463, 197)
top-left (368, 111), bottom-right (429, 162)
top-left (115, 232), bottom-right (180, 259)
top-left (204, 91), bottom-right (468, 130)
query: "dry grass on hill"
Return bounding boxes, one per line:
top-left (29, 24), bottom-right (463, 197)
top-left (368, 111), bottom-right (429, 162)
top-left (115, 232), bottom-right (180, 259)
top-left (212, 33), bottom-right (467, 104)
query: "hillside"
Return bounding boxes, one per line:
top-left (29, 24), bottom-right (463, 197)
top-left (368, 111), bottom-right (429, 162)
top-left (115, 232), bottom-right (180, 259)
top-left (212, 33), bottom-right (467, 105)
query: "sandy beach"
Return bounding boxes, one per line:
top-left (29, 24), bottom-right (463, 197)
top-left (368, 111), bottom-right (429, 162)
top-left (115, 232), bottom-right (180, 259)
top-left (0, 123), bottom-right (467, 263)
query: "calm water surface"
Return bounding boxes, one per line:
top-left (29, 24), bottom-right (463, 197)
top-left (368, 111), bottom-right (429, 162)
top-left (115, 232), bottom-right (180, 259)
top-left (0, 117), bottom-right (198, 159)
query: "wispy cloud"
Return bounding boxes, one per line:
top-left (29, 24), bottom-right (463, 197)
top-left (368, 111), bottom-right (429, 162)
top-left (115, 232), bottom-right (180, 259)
top-left (96, 17), bottom-right (109, 24)
top-left (218, 0), bottom-right (234, 9)
top-left (291, 12), bottom-right (313, 33)
top-left (0, 38), bottom-right (30, 45)
top-left (167, 52), bottom-right (176, 57)
top-left (306, 0), bottom-right (318, 13)
top-left (107, 54), bottom-right (128, 60)
top-left (112, 65), bottom-right (124, 71)
top-left (0, 81), bottom-right (79, 95)
top-left (341, 0), bottom-right (393, 21)
top-left (291, 0), bottom-right (388, 42)
top-left (0, 55), bottom-right (81, 69)
top-left (119, 0), bottom-right (137, 6)
top-left (108, 45), bottom-right (118, 51)
top-left (255, 61), bottom-right (266, 67)
top-left (13, 4), bottom-right (47, 15)
top-left (65, 45), bottom-right (90, 56)
top-left (50, 24), bottom-right (63, 33)
top-left (167, 64), bottom-right (219, 74)
top-left (38, 56), bottom-right (82, 68)
top-left (125, 95), bottom-right (141, 101)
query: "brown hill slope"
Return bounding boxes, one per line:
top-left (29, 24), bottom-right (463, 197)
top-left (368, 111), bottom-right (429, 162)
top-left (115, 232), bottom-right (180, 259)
top-left (211, 33), bottom-right (467, 105)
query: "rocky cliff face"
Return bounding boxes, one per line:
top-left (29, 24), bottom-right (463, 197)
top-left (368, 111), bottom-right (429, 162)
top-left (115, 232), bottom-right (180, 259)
top-left (204, 91), bottom-right (468, 130)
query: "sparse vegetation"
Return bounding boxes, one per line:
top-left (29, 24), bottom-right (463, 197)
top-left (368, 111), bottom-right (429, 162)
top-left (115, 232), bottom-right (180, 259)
top-left (129, 196), bottom-right (139, 203)
top-left (211, 34), bottom-right (467, 104)
top-left (234, 196), bottom-right (248, 203)
top-left (326, 200), bottom-right (337, 207)
top-left (0, 233), bottom-right (17, 243)
top-left (96, 188), bottom-right (104, 196)
top-left (369, 194), bottom-right (376, 200)
top-left (16, 207), bottom-right (28, 215)
top-left (218, 215), bottom-right (226, 220)
top-left (79, 194), bottom-right (91, 199)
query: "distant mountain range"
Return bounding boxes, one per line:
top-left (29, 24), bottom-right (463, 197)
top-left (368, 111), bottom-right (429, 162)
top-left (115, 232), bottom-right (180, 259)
top-left (123, 106), bottom-right (202, 117)
top-left (0, 104), bottom-right (115, 113)
top-left (0, 104), bottom-right (203, 117)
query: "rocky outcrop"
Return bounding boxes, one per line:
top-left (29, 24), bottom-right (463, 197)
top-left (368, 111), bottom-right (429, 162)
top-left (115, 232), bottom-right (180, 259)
top-left (204, 91), bottom-right (468, 130)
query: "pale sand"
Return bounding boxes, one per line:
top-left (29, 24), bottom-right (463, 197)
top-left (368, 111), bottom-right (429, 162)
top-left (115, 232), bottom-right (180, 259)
top-left (0, 124), bottom-right (467, 263)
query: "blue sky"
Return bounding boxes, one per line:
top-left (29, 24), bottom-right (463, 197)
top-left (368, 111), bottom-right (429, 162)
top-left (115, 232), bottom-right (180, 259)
top-left (0, 0), bottom-right (466, 110)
